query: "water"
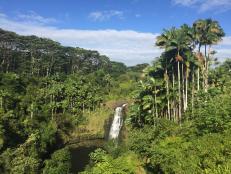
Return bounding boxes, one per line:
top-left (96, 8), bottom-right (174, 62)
top-left (70, 146), bottom-right (98, 173)
top-left (70, 104), bottom-right (126, 173)
top-left (69, 139), bottom-right (104, 173)
top-left (108, 104), bottom-right (126, 140)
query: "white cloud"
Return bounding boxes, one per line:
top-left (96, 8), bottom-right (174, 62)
top-left (89, 10), bottom-right (124, 21)
top-left (173, 0), bottom-right (199, 6)
top-left (0, 11), bottom-right (230, 65)
top-left (16, 11), bottom-right (57, 25)
top-left (214, 37), bottom-right (231, 60)
top-left (220, 36), bottom-right (231, 46)
top-left (0, 13), bottom-right (7, 18)
top-left (172, 0), bottom-right (231, 12)
top-left (0, 11), bottom-right (159, 65)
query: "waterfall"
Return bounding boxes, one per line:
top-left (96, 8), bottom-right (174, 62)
top-left (108, 104), bottom-right (127, 140)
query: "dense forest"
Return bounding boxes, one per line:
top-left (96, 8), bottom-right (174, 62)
top-left (81, 19), bottom-right (231, 174)
top-left (0, 28), bottom-right (136, 173)
top-left (0, 18), bottom-right (231, 174)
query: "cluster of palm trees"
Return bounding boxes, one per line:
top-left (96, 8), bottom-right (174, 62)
top-left (131, 19), bottom-right (225, 126)
top-left (37, 76), bottom-right (104, 120)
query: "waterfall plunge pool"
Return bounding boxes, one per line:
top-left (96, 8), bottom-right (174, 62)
top-left (69, 104), bottom-right (126, 173)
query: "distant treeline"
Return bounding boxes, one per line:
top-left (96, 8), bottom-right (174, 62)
top-left (0, 28), bottom-right (133, 77)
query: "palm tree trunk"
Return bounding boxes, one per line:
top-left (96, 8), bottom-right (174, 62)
top-left (205, 45), bottom-right (211, 92)
top-left (197, 45), bottom-right (201, 91)
top-left (172, 67), bottom-right (176, 122)
top-left (182, 63), bottom-right (185, 112)
top-left (154, 86), bottom-right (158, 118)
top-left (204, 44), bottom-right (207, 91)
top-left (177, 61), bottom-right (181, 123)
top-left (51, 108), bottom-right (54, 120)
top-left (185, 68), bottom-right (188, 111)
top-left (191, 67), bottom-right (195, 117)
top-left (30, 103), bottom-right (34, 119)
top-left (165, 69), bottom-right (170, 120)
top-left (197, 67), bottom-right (200, 91)
top-left (173, 102), bottom-right (176, 122)
top-left (152, 98), bottom-right (155, 121)
top-left (0, 96), bottom-right (3, 110)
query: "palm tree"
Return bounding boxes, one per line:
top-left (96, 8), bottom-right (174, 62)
top-left (193, 19), bottom-right (225, 92)
top-left (130, 19), bottom-right (225, 127)
top-left (156, 26), bottom-right (193, 122)
top-left (204, 19), bottom-right (225, 92)
top-left (180, 24), bottom-right (194, 111)
top-left (156, 30), bottom-right (174, 120)
top-left (167, 28), bottom-right (192, 122)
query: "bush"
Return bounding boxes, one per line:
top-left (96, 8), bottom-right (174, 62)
top-left (42, 148), bottom-right (71, 174)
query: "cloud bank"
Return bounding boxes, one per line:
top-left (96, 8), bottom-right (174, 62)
top-left (0, 11), bottom-right (230, 65)
top-left (172, 0), bottom-right (231, 12)
top-left (0, 11), bottom-right (161, 65)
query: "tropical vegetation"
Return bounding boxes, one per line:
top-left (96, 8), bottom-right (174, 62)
top-left (0, 18), bottom-right (231, 174)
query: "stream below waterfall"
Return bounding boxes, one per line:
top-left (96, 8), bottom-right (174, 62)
top-left (70, 104), bottom-right (126, 173)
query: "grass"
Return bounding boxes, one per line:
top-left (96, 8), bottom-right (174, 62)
top-left (70, 72), bottom-right (139, 140)
top-left (72, 107), bottom-right (113, 139)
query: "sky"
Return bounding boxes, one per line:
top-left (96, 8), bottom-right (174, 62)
top-left (0, 0), bottom-right (231, 65)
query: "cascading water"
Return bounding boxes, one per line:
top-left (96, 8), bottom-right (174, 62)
top-left (108, 104), bottom-right (127, 140)
top-left (70, 103), bottom-right (126, 173)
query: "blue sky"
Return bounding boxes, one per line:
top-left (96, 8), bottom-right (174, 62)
top-left (0, 0), bottom-right (231, 65)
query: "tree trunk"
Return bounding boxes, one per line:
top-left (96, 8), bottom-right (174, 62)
top-left (204, 44), bottom-right (207, 91)
top-left (154, 86), bottom-right (158, 118)
top-left (205, 45), bottom-right (211, 92)
top-left (51, 108), bottom-right (54, 120)
top-left (197, 45), bottom-right (201, 91)
top-left (185, 68), bottom-right (188, 111)
top-left (46, 67), bottom-right (49, 77)
top-left (30, 51), bottom-right (34, 75)
top-left (165, 69), bottom-right (170, 120)
top-left (191, 67), bottom-right (195, 117)
top-left (185, 62), bottom-right (189, 111)
top-left (177, 61), bottom-right (181, 123)
top-left (172, 67), bottom-right (176, 122)
top-left (182, 63), bottom-right (185, 112)
top-left (30, 103), bottom-right (34, 119)
top-left (152, 97), bottom-right (155, 125)
top-left (0, 96), bottom-right (3, 110)
top-left (197, 67), bottom-right (200, 91)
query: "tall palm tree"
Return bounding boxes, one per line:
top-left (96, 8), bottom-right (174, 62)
top-left (180, 24), bottom-right (194, 111)
top-left (193, 19), bottom-right (225, 92)
top-left (156, 30), bottom-right (174, 120)
top-left (204, 19), bottom-right (225, 92)
top-left (169, 28), bottom-right (192, 122)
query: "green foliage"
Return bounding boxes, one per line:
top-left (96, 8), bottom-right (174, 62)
top-left (193, 91), bottom-right (231, 134)
top-left (42, 148), bottom-right (71, 174)
top-left (0, 29), bottom-right (127, 76)
top-left (0, 124), bottom-right (4, 150)
top-left (128, 63), bottom-right (149, 73)
top-left (0, 28), bottom-right (131, 173)
top-left (81, 148), bottom-right (143, 174)
top-left (0, 133), bottom-right (41, 174)
top-left (130, 19), bottom-right (226, 127)
top-left (128, 81), bottom-right (231, 173)
top-left (148, 131), bottom-right (231, 174)
top-left (0, 21), bottom-right (231, 174)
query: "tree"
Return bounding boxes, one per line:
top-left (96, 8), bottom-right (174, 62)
top-left (43, 148), bottom-right (71, 174)
top-left (193, 19), bottom-right (225, 92)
